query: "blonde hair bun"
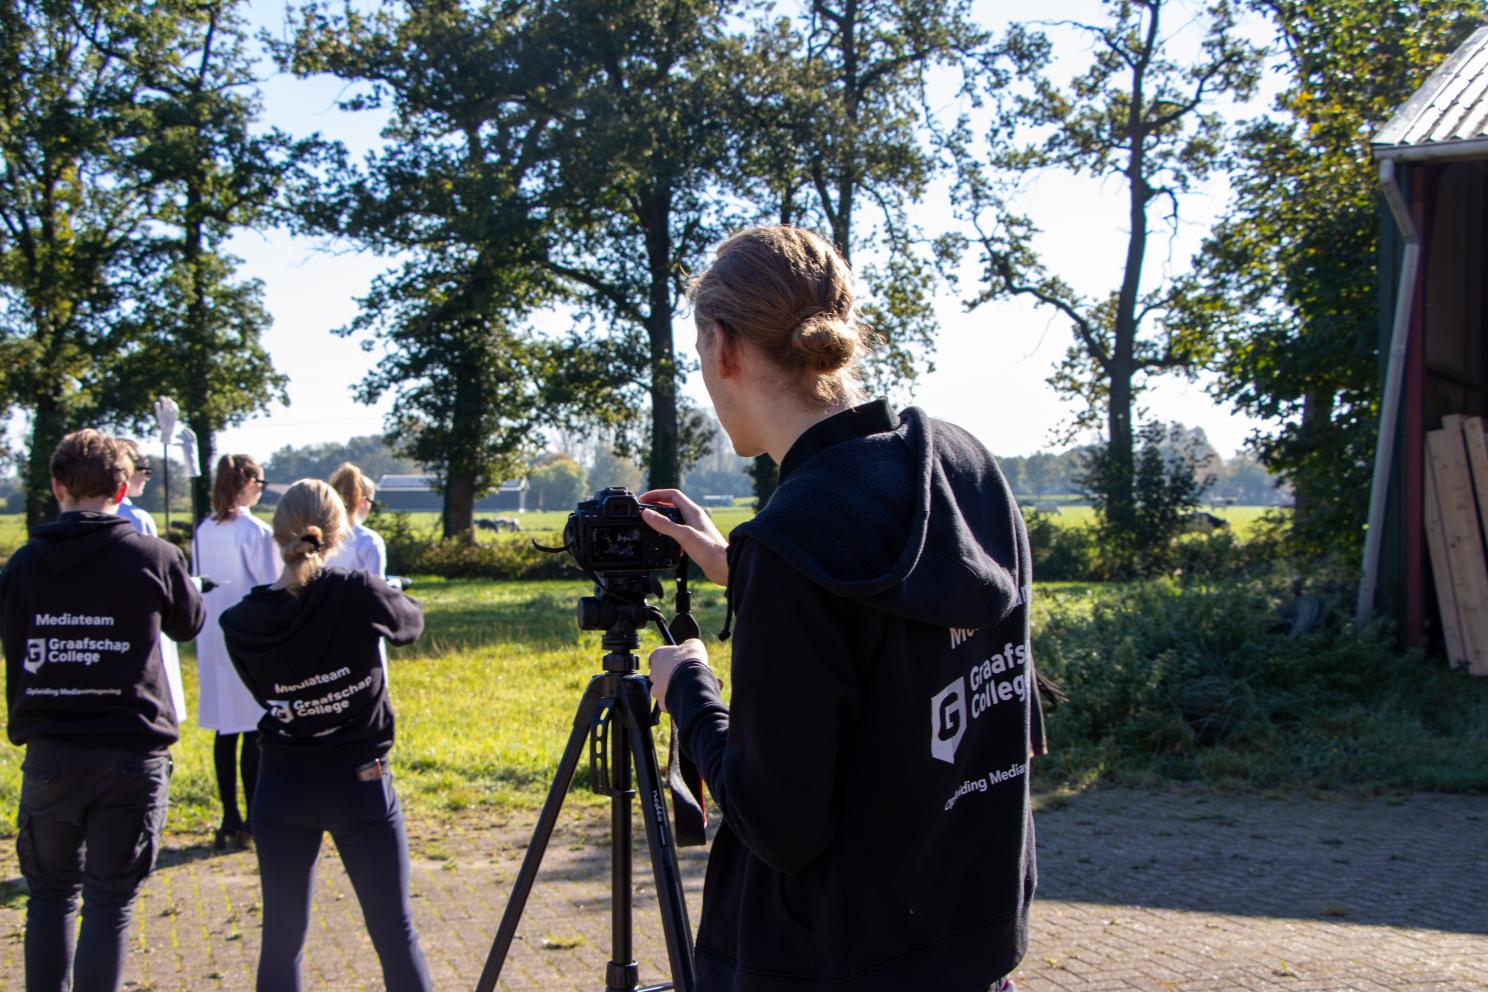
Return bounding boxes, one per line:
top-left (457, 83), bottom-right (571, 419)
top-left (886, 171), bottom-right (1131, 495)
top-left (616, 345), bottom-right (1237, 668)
top-left (789, 311), bottom-right (858, 373)
top-left (272, 480), bottom-right (349, 592)
top-left (687, 225), bottom-right (870, 408)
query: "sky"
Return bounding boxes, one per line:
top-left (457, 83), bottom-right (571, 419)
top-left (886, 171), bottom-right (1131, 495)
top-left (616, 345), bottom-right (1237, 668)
top-left (203, 0), bottom-right (1277, 466)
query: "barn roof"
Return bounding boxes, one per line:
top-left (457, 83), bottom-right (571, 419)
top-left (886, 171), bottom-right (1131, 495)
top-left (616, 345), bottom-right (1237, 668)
top-left (1375, 25), bottom-right (1488, 162)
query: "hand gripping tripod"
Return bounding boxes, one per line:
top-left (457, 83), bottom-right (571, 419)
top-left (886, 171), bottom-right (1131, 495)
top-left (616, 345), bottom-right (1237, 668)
top-left (475, 574), bottom-right (697, 992)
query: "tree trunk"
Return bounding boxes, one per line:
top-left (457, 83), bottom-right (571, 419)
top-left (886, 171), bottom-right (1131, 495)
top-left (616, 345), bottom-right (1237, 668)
top-left (750, 454), bottom-right (778, 509)
top-left (1292, 386), bottom-right (1333, 532)
top-left (443, 470), bottom-right (476, 540)
top-left (639, 189), bottom-right (679, 490)
top-left (24, 395), bottom-right (64, 529)
top-left (192, 420), bottom-right (215, 527)
top-left (1105, 366), bottom-right (1136, 532)
top-left (1104, 35), bottom-right (1154, 537)
top-left (442, 349), bottom-right (482, 541)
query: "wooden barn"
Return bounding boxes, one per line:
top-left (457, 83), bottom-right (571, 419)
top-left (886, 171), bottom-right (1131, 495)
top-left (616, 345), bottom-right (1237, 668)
top-left (1361, 25), bottom-right (1488, 675)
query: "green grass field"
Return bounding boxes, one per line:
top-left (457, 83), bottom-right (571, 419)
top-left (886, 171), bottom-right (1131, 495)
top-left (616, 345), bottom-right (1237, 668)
top-left (0, 501), bottom-right (1324, 843)
top-left (1025, 503), bottom-right (1277, 538)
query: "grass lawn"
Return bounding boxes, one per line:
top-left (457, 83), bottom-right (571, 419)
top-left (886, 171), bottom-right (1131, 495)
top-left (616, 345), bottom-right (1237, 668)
top-left (1029, 503), bottom-right (1278, 538)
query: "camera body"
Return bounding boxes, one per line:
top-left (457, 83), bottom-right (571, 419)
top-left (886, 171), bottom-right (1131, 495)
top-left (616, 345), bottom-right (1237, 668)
top-left (565, 487), bottom-right (684, 574)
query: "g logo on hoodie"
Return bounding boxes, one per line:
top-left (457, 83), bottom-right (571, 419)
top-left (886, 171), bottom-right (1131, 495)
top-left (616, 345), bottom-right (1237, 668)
top-left (267, 700), bottom-right (294, 724)
top-left (930, 677), bottom-right (967, 764)
top-left (24, 639), bottom-right (45, 674)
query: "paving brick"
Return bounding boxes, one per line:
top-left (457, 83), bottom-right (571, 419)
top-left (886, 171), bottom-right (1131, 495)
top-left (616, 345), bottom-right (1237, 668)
top-left (2, 787), bottom-right (1486, 990)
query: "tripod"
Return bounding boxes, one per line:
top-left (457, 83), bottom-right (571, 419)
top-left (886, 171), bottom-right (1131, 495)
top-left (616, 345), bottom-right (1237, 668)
top-left (475, 577), bottom-right (697, 992)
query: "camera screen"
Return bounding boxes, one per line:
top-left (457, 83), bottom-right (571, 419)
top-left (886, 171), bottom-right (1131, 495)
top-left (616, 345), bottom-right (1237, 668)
top-left (590, 523), bottom-right (644, 564)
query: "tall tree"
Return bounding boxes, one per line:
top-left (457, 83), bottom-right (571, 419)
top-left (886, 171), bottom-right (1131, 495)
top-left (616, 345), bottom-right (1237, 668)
top-left (727, 1), bottom-right (984, 485)
top-left (278, 0), bottom-right (593, 538)
top-left (1181, 0), bottom-right (1483, 555)
top-left (957, 0), bottom-right (1259, 549)
top-left (535, 0), bottom-right (742, 491)
top-left (795, 0), bottom-right (985, 388)
top-left (0, 0), bottom-right (175, 526)
top-left (114, 0), bottom-right (300, 518)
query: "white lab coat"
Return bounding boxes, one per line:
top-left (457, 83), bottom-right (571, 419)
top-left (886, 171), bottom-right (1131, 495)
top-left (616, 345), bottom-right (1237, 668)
top-left (194, 512), bottom-right (279, 732)
top-left (118, 499), bottom-right (188, 722)
top-left (325, 524), bottom-right (390, 670)
top-left (325, 525), bottom-right (387, 578)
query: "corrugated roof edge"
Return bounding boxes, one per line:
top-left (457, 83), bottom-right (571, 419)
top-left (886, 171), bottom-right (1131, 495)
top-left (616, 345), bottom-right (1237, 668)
top-left (1374, 24), bottom-right (1488, 155)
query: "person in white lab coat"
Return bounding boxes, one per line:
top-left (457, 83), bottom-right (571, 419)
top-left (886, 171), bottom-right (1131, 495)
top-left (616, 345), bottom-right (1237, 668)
top-left (325, 463), bottom-right (387, 579)
top-left (195, 453), bottom-right (278, 850)
top-left (116, 439), bottom-right (189, 724)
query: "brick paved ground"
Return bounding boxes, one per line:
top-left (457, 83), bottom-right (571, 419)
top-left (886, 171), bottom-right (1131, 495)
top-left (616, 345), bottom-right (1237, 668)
top-left (1, 787), bottom-right (1484, 991)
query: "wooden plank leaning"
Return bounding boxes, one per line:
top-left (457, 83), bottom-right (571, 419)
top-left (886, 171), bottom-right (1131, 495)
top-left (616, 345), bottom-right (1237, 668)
top-left (1431, 415), bottom-right (1488, 675)
top-left (1462, 414), bottom-right (1488, 555)
top-left (1424, 449), bottom-right (1469, 668)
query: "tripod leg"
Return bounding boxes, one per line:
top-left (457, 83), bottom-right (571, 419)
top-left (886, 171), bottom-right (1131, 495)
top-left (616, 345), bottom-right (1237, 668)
top-left (475, 680), bottom-right (606, 992)
top-left (619, 677), bottom-right (698, 992)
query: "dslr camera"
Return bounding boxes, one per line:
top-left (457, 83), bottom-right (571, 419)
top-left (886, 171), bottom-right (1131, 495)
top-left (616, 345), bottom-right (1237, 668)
top-left (563, 487), bottom-right (684, 574)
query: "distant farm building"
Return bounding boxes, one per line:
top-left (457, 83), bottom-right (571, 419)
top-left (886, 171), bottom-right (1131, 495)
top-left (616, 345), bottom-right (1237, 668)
top-left (374, 475), bottom-right (528, 512)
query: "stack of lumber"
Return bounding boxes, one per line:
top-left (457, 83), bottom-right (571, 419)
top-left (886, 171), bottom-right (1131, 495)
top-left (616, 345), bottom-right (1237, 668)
top-left (1424, 414), bottom-right (1488, 675)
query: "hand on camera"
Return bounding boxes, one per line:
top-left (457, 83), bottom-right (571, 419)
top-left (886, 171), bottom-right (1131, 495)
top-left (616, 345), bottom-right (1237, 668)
top-left (638, 489), bottom-right (729, 586)
top-left (648, 639), bottom-right (709, 714)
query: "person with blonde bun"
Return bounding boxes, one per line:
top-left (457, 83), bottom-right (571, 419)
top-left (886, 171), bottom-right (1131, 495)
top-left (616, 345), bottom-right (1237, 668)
top-left (194, 453), bottom-right (278, 850)
top-left (641, 226), bottom-right (1041, 992)
top-left (221, 479), bottom-right (430, 992)
top-left (326, 463), bottom-right (387, 579)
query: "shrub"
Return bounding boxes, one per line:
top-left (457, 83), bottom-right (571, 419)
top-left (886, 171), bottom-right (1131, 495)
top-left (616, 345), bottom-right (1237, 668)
top-left (1022, 508), bottom-right (1100, 581)
top-left (1033, 577), bottom-right (1488, 792)
top-left (408, 534), bottom-right (584, 580)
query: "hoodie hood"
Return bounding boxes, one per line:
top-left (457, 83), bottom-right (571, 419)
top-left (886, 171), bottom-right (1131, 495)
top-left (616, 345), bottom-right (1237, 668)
top-left (31, 512), bottom-right (137, 573)
top-left (731, 405), bottom-right (1025, 629)
top-left (219, 569), bottom-right (349, 682)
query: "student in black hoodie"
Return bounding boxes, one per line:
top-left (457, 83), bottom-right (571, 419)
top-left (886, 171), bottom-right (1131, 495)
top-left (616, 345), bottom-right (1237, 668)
top-left (220, 479), bottom-right (431, 992)
top-left (1, 428), bottom-right (205, 992)
top-left (640, 226), bottom-right (1040, 992)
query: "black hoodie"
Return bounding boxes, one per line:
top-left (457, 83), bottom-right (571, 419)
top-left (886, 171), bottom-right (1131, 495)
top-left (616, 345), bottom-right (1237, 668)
top-left (1, 511), bottom-right (205, 750)
top-left (666, 400), bottom-right (1038, 992)
top-left (219, 567), bottom-right (422, 770)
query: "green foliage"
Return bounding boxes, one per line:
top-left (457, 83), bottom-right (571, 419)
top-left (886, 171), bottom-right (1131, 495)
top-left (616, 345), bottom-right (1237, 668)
top-left (957, 0), bottom-right (1261, 528)
top-left (1081, 421), bottom-right (1214, 577)
top-left (1179, 0), bottom-right (1485, 558)
top-left (406, 535), bottom-right (583, 581)
top-left (1034, 578), bottom-right (1488, 792)
top-left (263, 435), bottom-right (420, 486)
top-left (1021, 508), bottom-right (1098, 581)
top-left (275, 0), bottom-right (596, 539)
top-left (727, 0), bottom-right (985, 391)
top-left (526, 453), bottom-right (588, 511)
top-left (532, 0), bottom-right (743, 490)
top-left (0, 0), bottom-right (181, 525)
top-left (748, 453), bottom-right (778, 509)
top-left (106, 0), bottom-right (307, 502)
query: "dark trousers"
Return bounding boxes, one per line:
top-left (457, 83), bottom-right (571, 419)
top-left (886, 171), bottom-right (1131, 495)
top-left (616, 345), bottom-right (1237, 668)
top-left (250, 762), bottom-right (431, 992)
top-left (15, 740), bottom-right (172, 992)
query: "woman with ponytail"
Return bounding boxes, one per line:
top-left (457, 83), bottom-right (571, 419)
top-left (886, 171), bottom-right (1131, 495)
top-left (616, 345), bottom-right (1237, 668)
top-left (220, 479), bottom-right (431, 992)
top-left (194, 453), bottom-right (278, 850)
